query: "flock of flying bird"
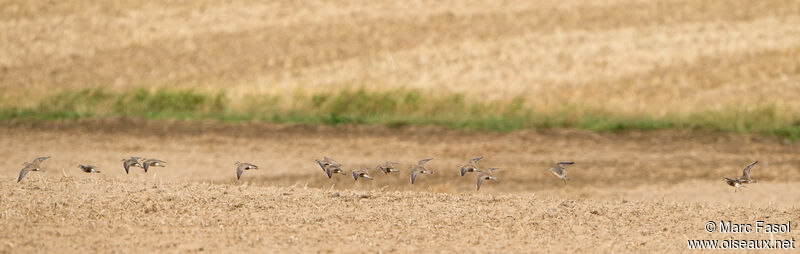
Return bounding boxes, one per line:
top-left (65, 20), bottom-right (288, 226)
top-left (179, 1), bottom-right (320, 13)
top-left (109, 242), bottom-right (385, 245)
top-left (14, 155), bottom-right (761, 191)
top-left (312, 156), bottom-right (508, 190)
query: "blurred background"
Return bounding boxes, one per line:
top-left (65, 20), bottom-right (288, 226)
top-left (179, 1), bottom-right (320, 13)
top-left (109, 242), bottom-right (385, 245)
top-left (1, 0), bottom-right (798, 138)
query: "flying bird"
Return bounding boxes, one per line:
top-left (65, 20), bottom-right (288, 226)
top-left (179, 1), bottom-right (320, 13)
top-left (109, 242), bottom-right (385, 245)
top-left (78, 164), bottom-right (101, 173)
top-left (724, 161), bottom-right (759, 191)
top-left (352, 168), bottom-right (374, 181)
top-left (409, 158), bottom-right (435, 184)
top-left (476, 168), bottom-right (499, 191)
top-left (122, 157), bottom-right (143, 174)
top-left (459, 156), bottom-right (484, 176)
top-left (141, 158), bottom-right (166, 173)
top-left (315, 157), bottom-right (342, 171)
top-left (376, 162), bottom-right (399, 174)
top-left (316, 157), bottom-right (347, 178)
top-left (17, 156), bottom-right (50, 183)
top-left (549, 161), bottom-right (574, 185)
top-left (325, 166), bottom-right (348, 179)
top-left (235, 161), bottom-right (259, 180)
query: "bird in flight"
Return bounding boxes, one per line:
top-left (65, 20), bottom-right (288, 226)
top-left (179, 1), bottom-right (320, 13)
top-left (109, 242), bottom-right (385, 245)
top-left (141, 158), bottom-right (167, 173)
top-left (410, 158), bottom-right (435, 184)
top-left (476, 168), bottom-right (499, 191)
top-left (78, 164), bottom-right (101, 173)
top-left (549, 161), bottom-right (574, 185)
top-left (235, 161), bottom-right (259, 180)
top-left (122, 157), bottom-right (143, 174)
top-left (376, 162), bottom-right (400, 175)
top-left (17, 156), bottom-right (50, 183)
top-left (351, 168), bottom-right (374, 181)
top-left (459, 156), bottom-right (484, 176)
top-left (723, 161), bottom-right (759, 191)
top-left (316, 157), bottom-right (347, 179)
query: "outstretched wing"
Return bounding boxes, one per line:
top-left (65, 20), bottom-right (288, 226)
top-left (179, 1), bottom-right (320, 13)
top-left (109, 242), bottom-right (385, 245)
top-left (316, 160), bottom-right (327, 171)
top-left (471, 156), bottom-right (483, 164)
top-left (418, 158), bottom-right (433, 166)
top-left (31, 156), bottom-right (51, 166)
top-left (557, 161), bottom-right (575, 167)
top-left (476, 177), bottom-right (484, 191)
top-left (18, 168), bottom-right (30, 183)
top-left (352, 171), bottom-right (359, 181)
top-left (123, 160), bottom-right (132, 174)
top-left (325, 168), bottom-right (333, 179)
top-left (410, 171), bottom-right (418, 184)
top-left (236, 166), bottom-right (244, 180)
top-left (740, 161), bottom-right (758, 180)
top-left (143, 163), bottom-right (150, 173)
top-left (460, 166), bottom-right (468, 176)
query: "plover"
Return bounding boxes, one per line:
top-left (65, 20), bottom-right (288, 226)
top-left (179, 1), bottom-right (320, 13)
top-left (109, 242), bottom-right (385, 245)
top-left (376, 162), bottom-right (399, 174)
top-left (724, 161), bottom-right (759, 191)
top-left (17, 156), bottom-right (50, 183)
top-left (325, 166), bottom-right (348, 179)
top-left (409, 158), bottom-right (435, 184)
top-left (122, 157), bottom-right (143, 174)
top-left (235, 161), bottom-right (259, 180)
top-left (549, 161), bottom-right (574, 185)
top-left (141, 158), bottom-right (166, 173)
top-left (351, 168), bottom-right (374, 181)
top-left (316, 157), bottom-right (347, 178)
top-left (459, 156), bottom-right (484, 176)
top-left (476, 168), bottom-right (499, 191)
top-left (315, 157), bottom-right (341, 170)
top-left (78, 164), bottom-right (101, 173)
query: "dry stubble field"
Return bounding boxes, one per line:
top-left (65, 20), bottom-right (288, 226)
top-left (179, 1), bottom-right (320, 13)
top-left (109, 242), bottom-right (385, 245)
top-left (2, 0), bottom-right (800, 253)
top-left (0, 122), bottom-right (799, 253)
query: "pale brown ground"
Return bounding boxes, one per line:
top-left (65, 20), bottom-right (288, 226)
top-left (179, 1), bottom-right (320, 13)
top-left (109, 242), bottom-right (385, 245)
top-left (2, 0), bottom-right (800, 113)
top-left (0, 121), bottom-right (798, 253)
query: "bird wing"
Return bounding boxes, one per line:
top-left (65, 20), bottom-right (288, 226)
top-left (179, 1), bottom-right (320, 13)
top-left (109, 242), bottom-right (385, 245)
top-left (557, 161), bottom-right (575, 167)
top-left (377, 166), bottom-right (389, 174)
top-left (316, 160), bottom-right (327, 171)
top-left (471, 156), bottom-right (483, 164)
top-left (740, 161), bottom-right (758, 180)
top-left (236, 166), bottom-right (243, 180)
top-left (476, 177), bottom-right (484, 191)
top-left (410, 171), bottom-right (418, 184)
top-left (460, 166), bottom-right (468, 176)
top-left (31, 156), bottom-right (51, 166)
top-left (325, 168), bottom-right (333, 179)
top-left (143, 163), bottom-right (150, 172)
top-left (17, 168), bottom-right (29, 183)
top-left (352, 171), bottom-right (359, 181)
top-left (418, 158), bottom-right (433, 166)
top-left (123, 160), bottom-right (133, 174)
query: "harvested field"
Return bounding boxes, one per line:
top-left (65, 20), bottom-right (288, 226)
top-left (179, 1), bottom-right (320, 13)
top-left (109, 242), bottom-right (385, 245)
top-left (2, 0), bottom-right (800, 252)
top-left (2, 0), bottom-right (800, 113)
top-left (1, 122), bottom-right (798, 252)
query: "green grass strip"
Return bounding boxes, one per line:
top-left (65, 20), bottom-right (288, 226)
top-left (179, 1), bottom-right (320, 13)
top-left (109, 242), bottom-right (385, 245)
top-left (1, 88), bottom-right (798, 141)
